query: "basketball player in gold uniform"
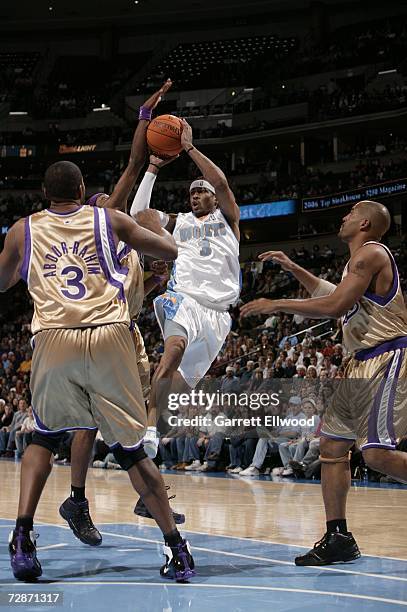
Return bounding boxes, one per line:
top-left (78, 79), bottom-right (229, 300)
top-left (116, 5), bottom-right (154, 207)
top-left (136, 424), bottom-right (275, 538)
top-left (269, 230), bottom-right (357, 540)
top-left (0, 160), bottom-right (195, 582)
top-left (241, 200), bottom-right (407, 565)
top-left (46, 82), bottom-right (183, 545)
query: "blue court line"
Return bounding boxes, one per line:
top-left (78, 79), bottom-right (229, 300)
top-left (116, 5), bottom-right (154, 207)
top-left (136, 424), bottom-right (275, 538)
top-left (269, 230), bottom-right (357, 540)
top-left (1, 519), bottom-right (406, 611)
top-left (96, 523), bottom-right (407, 582)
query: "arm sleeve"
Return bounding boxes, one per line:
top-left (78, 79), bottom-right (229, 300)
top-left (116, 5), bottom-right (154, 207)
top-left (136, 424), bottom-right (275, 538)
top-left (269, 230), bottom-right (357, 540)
top-left (311, 278), bottom-right (337, 298)
top-left (129, 171), bottom-right (169, 227)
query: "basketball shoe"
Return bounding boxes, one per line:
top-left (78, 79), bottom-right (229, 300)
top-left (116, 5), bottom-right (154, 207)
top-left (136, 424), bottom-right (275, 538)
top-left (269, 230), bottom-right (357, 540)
top-left (134, 486), bottom-right (185, 524)
top-left (143, 426), bottom-right (159, 459)
top-left (59, 497), bottom-right (102, 546)
top-left (295, 531), bottom-right (361, 566)
top-left (160, 539), bottom-right (195, 581)
top-left (9, 528), bottom-right (42, 582)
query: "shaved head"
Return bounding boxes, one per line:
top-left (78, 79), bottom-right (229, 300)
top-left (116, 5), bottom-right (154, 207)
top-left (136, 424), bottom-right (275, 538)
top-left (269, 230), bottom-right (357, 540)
top-left (339, 200), bottom-right (391, 242)
top-left (356, 200), bottom-right (391, 239)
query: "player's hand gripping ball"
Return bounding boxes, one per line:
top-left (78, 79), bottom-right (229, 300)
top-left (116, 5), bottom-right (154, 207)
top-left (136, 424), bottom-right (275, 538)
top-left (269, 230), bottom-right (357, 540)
top-left (147, 114), bottom-right (183, 159)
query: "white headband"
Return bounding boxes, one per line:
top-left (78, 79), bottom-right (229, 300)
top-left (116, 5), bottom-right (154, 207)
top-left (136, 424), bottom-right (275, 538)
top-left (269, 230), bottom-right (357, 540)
top-left (190, 179), bottom-right (216, 195)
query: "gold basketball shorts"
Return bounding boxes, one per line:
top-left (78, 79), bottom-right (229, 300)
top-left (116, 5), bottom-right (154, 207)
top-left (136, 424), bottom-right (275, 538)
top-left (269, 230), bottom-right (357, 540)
top-left (30, 323), bottom-right (147, 449)
top-left (321, 337), bottom-right (407, 450)
top-left (131, 321), bottom-right (150, 400)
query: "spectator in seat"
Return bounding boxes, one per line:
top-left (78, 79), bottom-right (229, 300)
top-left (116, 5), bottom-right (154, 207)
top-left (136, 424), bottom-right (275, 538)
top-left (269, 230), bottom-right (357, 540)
top-left (248, 368), bottom-right (264, 391)
top-left (331, 344), bottom-right (344, 367)
top-left (0, 399), bottom-right (27, 457)
top-left (227, 428), bottom-right (259, 474)
top-left (283, 358), bottom-right (297, 378)
top-left (240, 360), bottom-right (256, 389)
top-left (198, 404), bottom-right (228, 472)
top-left (239, 396), bottom-right (303, 477)
top-left (295, 365), bottom-right (306, 378)
top-left (0, 403), bottom-right (14, 429)
top-left (158, 436), bottom-right (177, 469)
top-left (15, 405), bottom-right (35, 457)
top-left (289, 412), bottom-right (324, 479)
top-left (17, 352), bottom-right (32, 374)
top-left (282, 399), bottom-right (321, 476)
top-left (220, 366), bottom-right (240, 394)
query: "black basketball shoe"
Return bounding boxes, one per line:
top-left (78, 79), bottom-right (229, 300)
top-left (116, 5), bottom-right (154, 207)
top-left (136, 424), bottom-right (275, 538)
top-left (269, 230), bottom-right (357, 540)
top-left (295, 531), bottom-right (361, 566)
top-left (134, 486), bottom-right (185, 524)
top-left (160, 539), bottom-right (195, 581)
top-left (9, 527), bottom-right (42, 582)
top-left (59, 497), bottom-right (102, 546)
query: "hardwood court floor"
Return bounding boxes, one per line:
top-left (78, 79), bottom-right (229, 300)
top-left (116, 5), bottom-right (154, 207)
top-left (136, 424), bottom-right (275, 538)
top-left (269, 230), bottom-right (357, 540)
top-left (1, 460), bottom-right (406, 559)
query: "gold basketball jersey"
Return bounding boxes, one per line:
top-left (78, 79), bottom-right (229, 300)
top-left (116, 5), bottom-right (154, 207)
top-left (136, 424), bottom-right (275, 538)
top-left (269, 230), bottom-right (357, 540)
top-left (342, 241), bottom-right (407, 354)
top-left (22, 206), bottom-right (130, 333)
top-left (117, 243), bottom-right (144, 319)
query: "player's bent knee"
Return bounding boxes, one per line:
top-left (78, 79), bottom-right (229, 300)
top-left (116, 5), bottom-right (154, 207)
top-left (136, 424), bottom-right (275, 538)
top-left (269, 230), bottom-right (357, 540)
top-left (165, 336), bottom-right (187, 358)
top-left (319, 436), bottom-right (353, 461)
top-left (320, 452), bottom-right (351, 464)
top-left (112, 445), bottom-right (147, 471)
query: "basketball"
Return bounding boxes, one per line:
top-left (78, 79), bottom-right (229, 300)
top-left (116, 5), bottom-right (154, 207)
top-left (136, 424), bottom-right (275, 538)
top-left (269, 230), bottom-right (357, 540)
top-left (146, 114), bottom-right (183, 158)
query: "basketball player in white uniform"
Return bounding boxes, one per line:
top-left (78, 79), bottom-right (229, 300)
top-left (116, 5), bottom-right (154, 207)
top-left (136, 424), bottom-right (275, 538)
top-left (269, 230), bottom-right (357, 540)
top-left (130, 119), bottom-right (240, 456)
top-left (241, 200), bottom-right (407, 566)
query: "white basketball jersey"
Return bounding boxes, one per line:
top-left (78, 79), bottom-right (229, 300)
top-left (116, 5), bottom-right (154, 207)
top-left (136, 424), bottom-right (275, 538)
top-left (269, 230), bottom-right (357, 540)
top-left (167, 208), bottom-right (240, 311)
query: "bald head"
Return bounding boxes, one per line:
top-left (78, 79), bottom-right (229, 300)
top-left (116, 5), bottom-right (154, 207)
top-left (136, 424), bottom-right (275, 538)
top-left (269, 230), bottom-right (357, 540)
top-left (339, 200), bottom-right (391, 243)
top-left (356, 200), bottom-right (391, 239)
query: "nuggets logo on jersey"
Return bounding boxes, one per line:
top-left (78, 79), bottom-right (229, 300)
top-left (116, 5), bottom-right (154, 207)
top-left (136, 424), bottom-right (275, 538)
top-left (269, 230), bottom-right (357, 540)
top-left (179, 221), bottom-right (227, 241)
top-left (168, 209), bottom-right (240, 310)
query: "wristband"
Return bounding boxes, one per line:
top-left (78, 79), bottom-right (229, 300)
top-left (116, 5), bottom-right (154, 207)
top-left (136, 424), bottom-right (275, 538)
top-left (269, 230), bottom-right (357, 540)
top-left (185, 146), bottom-right (194, 154)
top-left (139, 106), bottom-right (152, 121)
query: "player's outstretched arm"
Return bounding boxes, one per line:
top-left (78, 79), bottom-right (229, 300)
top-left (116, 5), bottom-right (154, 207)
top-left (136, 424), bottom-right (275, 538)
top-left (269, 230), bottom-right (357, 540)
top-left (129, 154), bottom-right (178, 233)
top-left (180, 118), bottom-right (240, 240)
top-left (0, 219), bottom-right (25, 292)
top-left (259, 250), bottom-right (336, 296)
top-left (104, 80), bottom-right (172, 212)
top-left (241, 244), bottom-right (388, 320)
top-left (108, 209), bottom-right (177, 261)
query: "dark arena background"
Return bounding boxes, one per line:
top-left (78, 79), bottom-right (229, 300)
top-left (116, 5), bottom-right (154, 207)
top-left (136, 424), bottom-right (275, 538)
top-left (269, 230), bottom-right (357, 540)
top-left (0, 1), bottom-right (407, 610)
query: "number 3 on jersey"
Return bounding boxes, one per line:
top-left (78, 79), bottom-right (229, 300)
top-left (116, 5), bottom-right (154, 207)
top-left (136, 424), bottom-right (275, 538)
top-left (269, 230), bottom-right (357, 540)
top-left (60, 265), bottom-right (87, 300)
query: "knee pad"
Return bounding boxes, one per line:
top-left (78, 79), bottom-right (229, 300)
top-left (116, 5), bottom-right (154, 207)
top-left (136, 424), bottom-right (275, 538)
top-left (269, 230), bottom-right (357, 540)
top-left (31, 431), bottom-right (66, 455)
top-left (320, 451), bottom-right (351, 464)
top-left (112, 445), bottom-right (147, 471)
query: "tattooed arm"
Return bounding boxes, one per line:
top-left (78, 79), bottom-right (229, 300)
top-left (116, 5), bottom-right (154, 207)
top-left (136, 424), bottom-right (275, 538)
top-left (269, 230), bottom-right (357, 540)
top-left (240, 244), bottom-right (390, 320)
